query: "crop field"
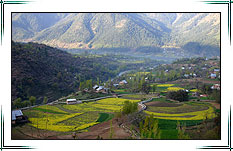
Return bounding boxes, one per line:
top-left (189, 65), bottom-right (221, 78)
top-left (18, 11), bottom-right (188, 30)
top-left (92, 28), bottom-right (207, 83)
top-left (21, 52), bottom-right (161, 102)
top-left (23, 98), bottom-right (140, 132)
top-left (158, 119), bottom-right (203, 139)
top-left (150, 83), bottom-right (185, 92)
top-left (144, 99), bottom-right (217, 139)
top-left (144, 100), bottom-right (216, 120)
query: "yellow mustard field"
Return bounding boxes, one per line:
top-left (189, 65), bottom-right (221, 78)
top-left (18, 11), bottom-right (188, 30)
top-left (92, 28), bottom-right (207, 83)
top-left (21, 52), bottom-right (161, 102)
top-left (144, 104), bottom-right (216, 120)
top-left (24, 98), bottom-right (140, 132)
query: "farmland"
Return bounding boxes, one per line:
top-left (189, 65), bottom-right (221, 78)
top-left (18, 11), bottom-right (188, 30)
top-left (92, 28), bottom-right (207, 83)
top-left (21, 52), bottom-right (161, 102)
top-left (13, 98), bottom-right (141, 138)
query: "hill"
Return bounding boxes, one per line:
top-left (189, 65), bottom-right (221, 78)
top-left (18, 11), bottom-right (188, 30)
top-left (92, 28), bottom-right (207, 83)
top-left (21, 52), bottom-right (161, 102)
top-left (11, 41), bottom-right (119, 103)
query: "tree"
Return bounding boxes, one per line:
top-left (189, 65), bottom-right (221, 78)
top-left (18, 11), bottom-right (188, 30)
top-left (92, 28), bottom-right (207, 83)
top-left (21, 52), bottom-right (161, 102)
top-left (22, 100), bottom-right (30, 107)
top-left (13, 98), bottom-right (22, 109)
top-left (122, 101), bottom-right (138, 115)
top-left (109, 119), bottom-right (114, 139)
top-left (43, 96), bottom-right (48, 105)
top-left (177, 121), bottom-right (190, 139)
top-left (139, 115), bottom-right (160, 139)
top-left (29, 96), bottom-right (36, 106)
top-left (141, 82), bottom-right (151, 94)
top-left (152, 85), bottom-right (157, 93)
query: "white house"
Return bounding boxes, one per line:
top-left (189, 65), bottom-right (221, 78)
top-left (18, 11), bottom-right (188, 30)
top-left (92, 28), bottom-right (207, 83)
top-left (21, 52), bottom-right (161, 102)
top-left (96, 86), bottom-right (104, 91)
top-left (66, 99), bottom-right (77, 105)
top-left (93, 85), bottom-right (99, 90)
top-left (12, 110), bottom-right (24, 124)
top-left (12, 110), bottom-right (23, 121)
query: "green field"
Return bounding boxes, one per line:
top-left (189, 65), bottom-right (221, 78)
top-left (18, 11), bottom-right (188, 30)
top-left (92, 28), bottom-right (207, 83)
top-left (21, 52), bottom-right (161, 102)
top-left (158, 119), bottom-right (202, 139)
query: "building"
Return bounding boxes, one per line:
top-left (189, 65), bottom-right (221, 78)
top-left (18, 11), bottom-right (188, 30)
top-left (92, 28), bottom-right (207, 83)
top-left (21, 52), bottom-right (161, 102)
top-left (184, 74), bottom-right (189, 78)
top-left (119, 80), bottom-right (127, 85)
top-left (96, 86), bottom-right (104, 92)
top-left (93, 85), bottom-right (99, 90)
top-left (96, 86), bottom-right (109, 93)
top-left (210, 73), bottom-right (217, 79)
top-left (12, 110), bottom-right (28, 124)
top-left (66, 99), bottom-right (77, 105)
top-left (211, 84), bottom-right (220, 90)
top-left (113, 84), bottom-right (119, 87)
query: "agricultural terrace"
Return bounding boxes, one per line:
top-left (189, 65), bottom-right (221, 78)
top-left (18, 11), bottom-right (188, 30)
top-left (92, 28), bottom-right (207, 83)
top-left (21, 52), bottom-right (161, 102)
top-left (144, 98), bottom-right (216, 121)
top-left (143, 98), bottom-right (218, 139)
top-left (150, 83), bottom-right (184, 93)
top-left (23, 98), bottom-right (140, 132)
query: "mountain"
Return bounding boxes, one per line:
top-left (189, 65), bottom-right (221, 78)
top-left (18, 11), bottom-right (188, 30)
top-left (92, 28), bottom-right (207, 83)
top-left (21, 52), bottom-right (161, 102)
top-left (12, 13), bottom-right (220, 57)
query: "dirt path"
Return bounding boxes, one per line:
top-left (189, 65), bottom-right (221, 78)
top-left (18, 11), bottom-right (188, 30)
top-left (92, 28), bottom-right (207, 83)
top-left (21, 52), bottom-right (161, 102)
top-left (51, 118), bottom-right (132, 139)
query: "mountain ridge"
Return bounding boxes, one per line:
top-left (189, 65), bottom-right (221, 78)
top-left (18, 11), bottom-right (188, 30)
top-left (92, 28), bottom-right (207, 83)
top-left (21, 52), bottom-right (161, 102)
top-left (12, 13), bottom-right (220, 57)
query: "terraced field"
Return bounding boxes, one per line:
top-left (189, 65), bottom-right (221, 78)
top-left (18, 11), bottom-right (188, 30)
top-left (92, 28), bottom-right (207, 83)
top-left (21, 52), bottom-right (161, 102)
top-left (144, 99), bottom-right (216, 120)
top-left (23, 98), bottom-right (140, 132)
top-left (144, 98), bottom-right (217, 139)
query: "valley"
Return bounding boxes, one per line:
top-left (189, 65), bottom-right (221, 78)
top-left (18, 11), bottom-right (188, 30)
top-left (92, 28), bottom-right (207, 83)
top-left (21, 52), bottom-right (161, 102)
top-left (11, 12), bottom-right (220, 140)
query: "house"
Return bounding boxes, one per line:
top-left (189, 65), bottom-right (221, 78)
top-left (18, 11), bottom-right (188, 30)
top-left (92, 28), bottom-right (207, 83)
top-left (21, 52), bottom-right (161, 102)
top-left (184, 74), bottom-right (189, 78)
top-left (66, 99), bottom-right (77, 105)
top-left (93, 85), bottom-right (99, 90)
top-left (12, 110), bottom-right (28, 124)
top-left (96, 86), bottom-right (104, 92)
top-left (200, 94), bottom-right (207, 97)
top-left (96, 86), bottom-right (109, 93)
top-left (119, 80), bottom-right (127, 85)
top-left (192, 92), bottom-right (200, 97)
top-left (211, 84), bottom-right (220, 90)
top-left (113, 84), bottom-right (119, 87)
top-left (210, 73), bottom-right (217, 79)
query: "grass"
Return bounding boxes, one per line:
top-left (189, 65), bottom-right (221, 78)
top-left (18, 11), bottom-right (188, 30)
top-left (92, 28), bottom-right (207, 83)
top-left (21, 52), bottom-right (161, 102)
top-left (158, 119), bottom-right (203, 139)
top-left (32, 107), bottom-right (68, 115)
top-left (96, 113), bottom-right (114, 123)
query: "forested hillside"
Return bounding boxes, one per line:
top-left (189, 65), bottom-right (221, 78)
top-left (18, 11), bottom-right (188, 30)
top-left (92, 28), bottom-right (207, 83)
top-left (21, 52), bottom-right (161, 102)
top-left (12, 41), bottom-right (161, 104)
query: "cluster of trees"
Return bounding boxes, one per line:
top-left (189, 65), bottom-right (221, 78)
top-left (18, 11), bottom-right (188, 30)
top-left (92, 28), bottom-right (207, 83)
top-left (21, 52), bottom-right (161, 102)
top-left (166, 90), bottom-right (189, 102)
top-left (79, 79), bottom-right (93, 91)
top-left (122, 101), bottom-right (138, 115)
top-left (121, 73), bottom-right (151, 94)
top-left (12, 96), bottom-right (37, 109)
top-left (139, 115), bottom-right (160, 139)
